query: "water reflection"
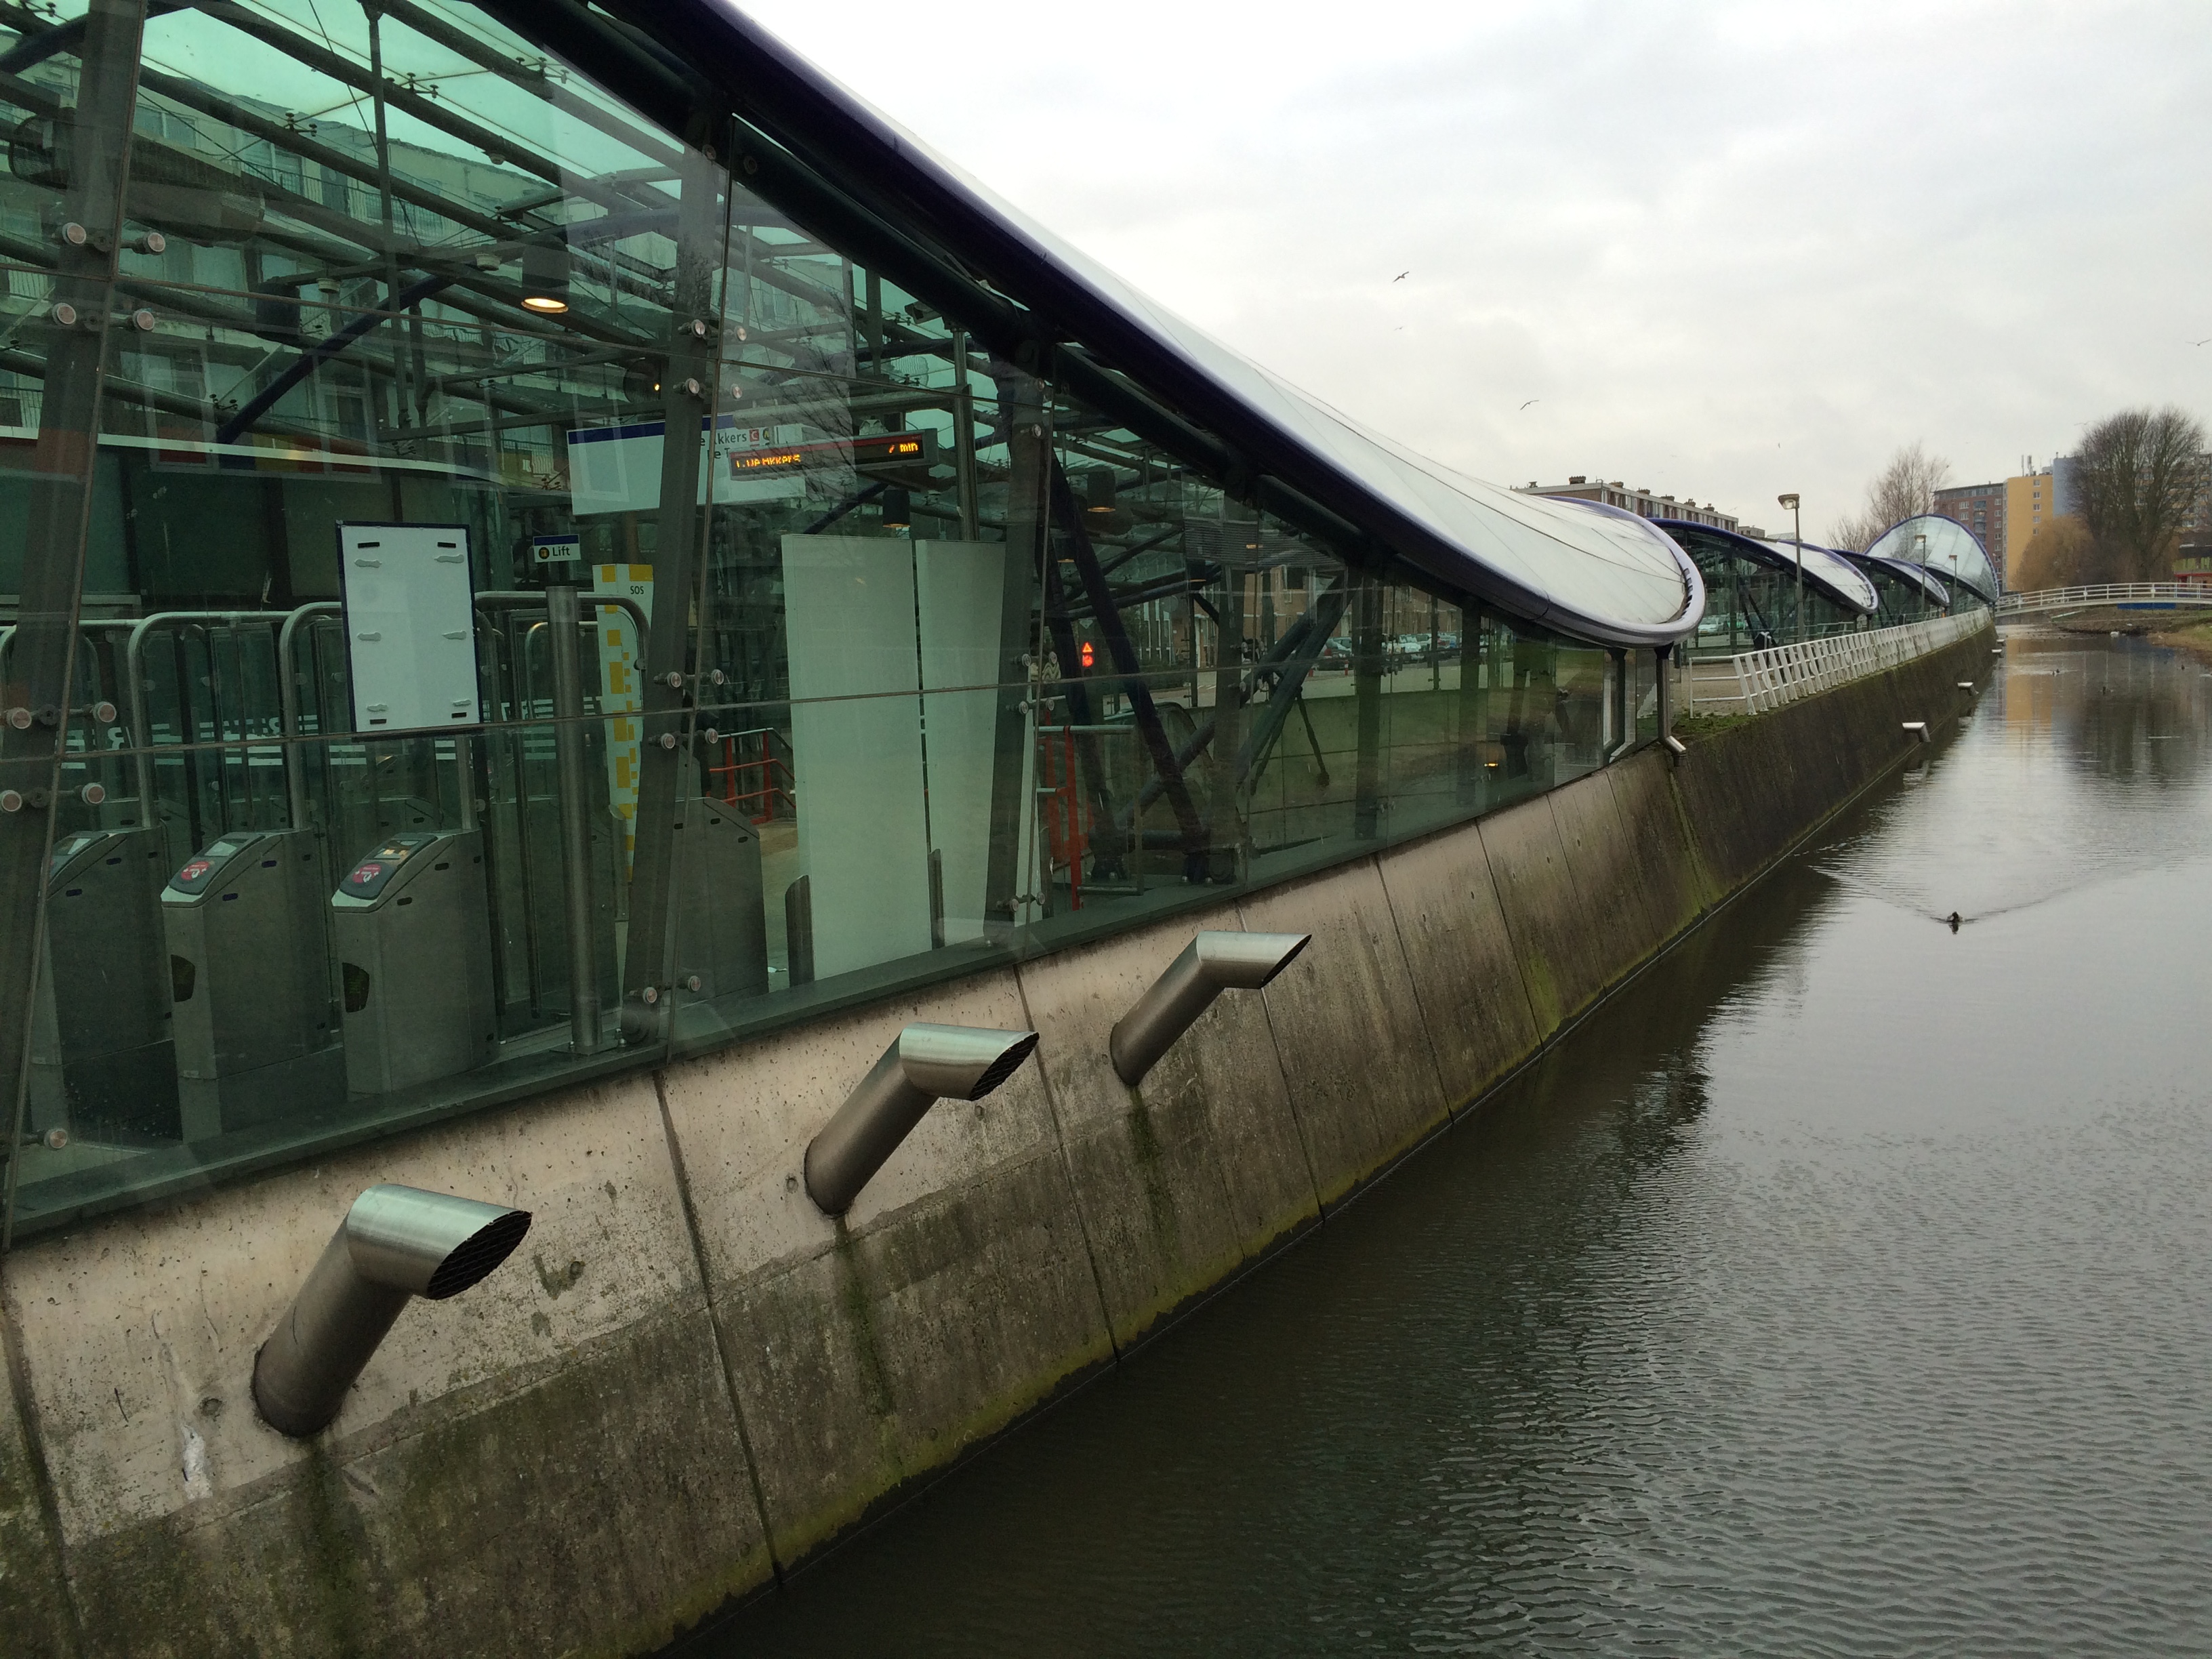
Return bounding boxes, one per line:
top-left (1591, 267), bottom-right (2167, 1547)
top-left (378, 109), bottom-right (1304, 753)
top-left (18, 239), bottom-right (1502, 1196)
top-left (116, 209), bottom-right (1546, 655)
top-left (682, 631), bottom-right (2212, 1658)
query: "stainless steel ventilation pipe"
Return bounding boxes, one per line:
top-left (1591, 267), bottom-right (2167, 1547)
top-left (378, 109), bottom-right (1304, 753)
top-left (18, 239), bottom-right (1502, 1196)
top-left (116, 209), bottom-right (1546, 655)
top-left (1109, 930), bottom-right (1311, 1087)
top-left (804, 1024), bottom-right (1040, 1216)
top-left (253, 1185), bottom-right (532, 1437)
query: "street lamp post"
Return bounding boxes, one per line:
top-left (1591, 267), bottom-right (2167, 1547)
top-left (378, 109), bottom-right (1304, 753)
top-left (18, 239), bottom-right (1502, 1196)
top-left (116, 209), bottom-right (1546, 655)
top-left (1778, 493), bottom-right (1803, 642)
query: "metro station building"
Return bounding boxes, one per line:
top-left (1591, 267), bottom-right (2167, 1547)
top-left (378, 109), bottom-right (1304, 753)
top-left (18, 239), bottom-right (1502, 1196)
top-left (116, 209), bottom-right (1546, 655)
top-left (0, 0), bottom-right (1981, 1246)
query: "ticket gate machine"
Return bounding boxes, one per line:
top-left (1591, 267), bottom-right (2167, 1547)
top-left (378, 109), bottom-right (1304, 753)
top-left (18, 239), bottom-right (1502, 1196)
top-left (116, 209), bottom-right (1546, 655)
top-left (162, 830), bottom-right (346, 1137)
top-left (28, 829), bottom-right (180, 1144)
top-left (331, 829), bottom-right (495, 1095)
top-left (671, 793), bottom-right (770, 1002)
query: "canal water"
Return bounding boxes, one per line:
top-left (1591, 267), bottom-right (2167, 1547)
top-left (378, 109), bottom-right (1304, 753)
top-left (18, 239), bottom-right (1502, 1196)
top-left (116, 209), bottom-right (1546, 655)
top-left (688, 628), bottom-right (2212, 1656)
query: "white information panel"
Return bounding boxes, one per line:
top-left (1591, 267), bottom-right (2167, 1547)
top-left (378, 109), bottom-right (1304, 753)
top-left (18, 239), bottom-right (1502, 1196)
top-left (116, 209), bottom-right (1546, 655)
top-left (337, 523), bottom-right (480, 733)
top-left (781, 534), bottom-right (932, 979)
top-left (916, 541), bottom-right (1038, 940)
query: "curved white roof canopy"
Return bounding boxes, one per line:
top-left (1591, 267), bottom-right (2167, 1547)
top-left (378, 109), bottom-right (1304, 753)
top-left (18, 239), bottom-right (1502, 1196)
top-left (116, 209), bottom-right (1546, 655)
top-left (1658, 519), bottom-right (1877, 614)
top-left (1764, 539), bottom-right (1881, 613)
top-left (1847, 552), bottom-right (1952, 607)
top-left (1866, 516), bottom-right (1998, 601)
top-left (621, 3), bottom-right (1704, 648)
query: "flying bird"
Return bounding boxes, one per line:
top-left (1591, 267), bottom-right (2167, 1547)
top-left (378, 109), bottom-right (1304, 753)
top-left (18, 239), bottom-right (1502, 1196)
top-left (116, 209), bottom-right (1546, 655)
top-left (1392, 270), bottom-right (1410, 282)
top-left (1519, 398), bottom-right (1539, 411)
top-left (2195, 337), bottom-right (2211, 346)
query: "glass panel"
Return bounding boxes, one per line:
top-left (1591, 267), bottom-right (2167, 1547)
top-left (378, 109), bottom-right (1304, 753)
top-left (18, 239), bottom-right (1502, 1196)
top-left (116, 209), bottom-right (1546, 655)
top-left (3, 0), bottom-right (153, 1244)
top-left (3, 0), bottom-right (739, 1231)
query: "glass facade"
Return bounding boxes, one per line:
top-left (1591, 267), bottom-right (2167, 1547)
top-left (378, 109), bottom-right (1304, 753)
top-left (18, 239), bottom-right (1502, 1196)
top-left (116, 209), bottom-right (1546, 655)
top-left (1845, 554), bottom-right (1951, 626)
top-left (0, 0), bottom-right (1674, 1243)
top-left (1663, 523), bottom-right (1872, 652)
top-left (1866, 514), bottom-right (1999, 604)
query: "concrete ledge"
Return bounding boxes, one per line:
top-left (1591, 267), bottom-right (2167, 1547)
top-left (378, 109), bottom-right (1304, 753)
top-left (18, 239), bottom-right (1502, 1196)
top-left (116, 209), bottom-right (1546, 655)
top-left (3, 1073), bottom-right (766, 1658)
top-left (1373, 821), bottom-right (1540, 1115)
top-left (1475, 789), bottom-right (1598, 1038)
top-left (1240, 861), bottom-right (1451, 1209)
top-left (657, 973), bottom-right (1115, 1567)
top-left (1019, 904), bottom-right (1319, 1351)
top-left (0, 1306), bottom-right (74, 1656)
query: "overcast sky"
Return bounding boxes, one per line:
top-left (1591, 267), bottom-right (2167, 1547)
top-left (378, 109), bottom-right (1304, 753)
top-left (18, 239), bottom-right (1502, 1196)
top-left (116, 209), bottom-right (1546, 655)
top-left (737, 0), bottom-right (2209, 539)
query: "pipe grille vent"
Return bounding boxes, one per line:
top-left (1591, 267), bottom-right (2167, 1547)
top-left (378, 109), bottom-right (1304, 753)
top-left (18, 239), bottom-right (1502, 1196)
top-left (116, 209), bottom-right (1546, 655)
top-left (968, 1031), bottom-right (1040, 1100)
top-left (424, 1208), bottom-right (532, 1300)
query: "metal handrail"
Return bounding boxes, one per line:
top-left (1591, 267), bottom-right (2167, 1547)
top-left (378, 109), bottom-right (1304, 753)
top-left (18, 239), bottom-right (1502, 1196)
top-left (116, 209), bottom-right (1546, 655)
top-left (1683, 611), bottom-right (1987, 717)
top-left (125, 592), bottom-right (653, 829)
top-left (475, 590), bottom-right (649, 660)
top-left (278, 601), bottom-right (342, 827)
top-left (1996, 581), bottom-right (2212, 615)
top-left (123, 609), bottom-right (291, 819)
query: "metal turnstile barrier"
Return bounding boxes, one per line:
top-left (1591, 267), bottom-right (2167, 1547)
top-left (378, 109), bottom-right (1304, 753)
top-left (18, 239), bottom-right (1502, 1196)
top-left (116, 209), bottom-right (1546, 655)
top-left (671, 792), bottom-right (770, 1002)
top-left (163, 830), bottom-right (346, 1136)
top-left (28, 829), bottom-right (181, 1144)
top-left (331, 830), bottom-right (496, 1095)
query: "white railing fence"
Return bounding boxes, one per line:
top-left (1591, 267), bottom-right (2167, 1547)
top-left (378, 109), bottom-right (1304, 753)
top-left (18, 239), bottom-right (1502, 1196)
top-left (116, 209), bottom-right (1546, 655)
top-left (1681, 611), bottom-right (1988, 717)
top-left (1995, 582), bottom-right (2212, 615)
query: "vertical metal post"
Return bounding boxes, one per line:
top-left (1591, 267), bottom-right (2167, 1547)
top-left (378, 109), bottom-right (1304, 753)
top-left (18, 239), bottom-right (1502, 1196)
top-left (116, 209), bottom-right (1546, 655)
top-left (1208, 531), bottom-right (1247, 880)
top-left (621, 140), bottom-right (724, 1039)
top-left (1793, 499), bottom-right (1805, 644)
top-left (365, 9), bottom-right (413, 429)
top-left (1456, 603), bottom-right (1486, 808)
top-left (863, 268), bottom-right (882, 377)
top-left (951, 331), bottom-right (979, 542)
top-left (1353, 569), bottom-right (1384, 838)
top-left (1, 0), bottom-right (150, 1252)
top-left (981, 367), bottom-right (1045, 939)
top-left (546, 586), bottom-right (600, 1054)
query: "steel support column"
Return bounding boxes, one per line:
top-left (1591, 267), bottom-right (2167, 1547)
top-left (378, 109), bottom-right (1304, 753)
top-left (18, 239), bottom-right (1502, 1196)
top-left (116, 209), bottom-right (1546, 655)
top-left (2, 0), bottom-right (149, 1249)
top-left (621, 139), bottom-right (725, 1040)
top-left (1353, 570), bottom-right (1385, 839)
top-left (980, 367), bottom-right (1045, 938)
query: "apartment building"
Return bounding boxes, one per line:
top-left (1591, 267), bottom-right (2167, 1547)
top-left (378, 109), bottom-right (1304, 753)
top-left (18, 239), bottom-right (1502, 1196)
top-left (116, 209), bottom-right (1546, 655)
top-left (1519, 476), bottom-right (1740, 531)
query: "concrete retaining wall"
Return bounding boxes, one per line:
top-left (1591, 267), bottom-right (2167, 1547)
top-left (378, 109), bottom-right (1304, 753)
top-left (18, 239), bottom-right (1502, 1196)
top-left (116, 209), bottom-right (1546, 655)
top-left (0, 621), bottom-right (1992, 1658)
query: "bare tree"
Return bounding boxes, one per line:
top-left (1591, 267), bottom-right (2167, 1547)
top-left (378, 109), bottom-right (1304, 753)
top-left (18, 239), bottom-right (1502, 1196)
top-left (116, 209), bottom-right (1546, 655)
top-left (2074, 407), bottom-right (2208, 581)
top-left (2013, 516), bottom-right (2112, 590)
top-left (1826, 441), bottom-right (1952, 550)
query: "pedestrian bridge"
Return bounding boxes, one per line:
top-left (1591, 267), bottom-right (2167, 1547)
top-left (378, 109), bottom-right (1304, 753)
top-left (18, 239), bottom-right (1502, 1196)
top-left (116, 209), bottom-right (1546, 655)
top-left (1995, 582), bottom-right (2212, 618)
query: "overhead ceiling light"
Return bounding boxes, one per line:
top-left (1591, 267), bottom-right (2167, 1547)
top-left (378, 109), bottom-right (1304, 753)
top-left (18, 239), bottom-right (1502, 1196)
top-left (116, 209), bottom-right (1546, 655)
top-left (520, 241), bottom-right (569, 314)
top-left (881, 485), bottom-right (912, 530)
top-left (1085, 466), bottom-right (1117, 516)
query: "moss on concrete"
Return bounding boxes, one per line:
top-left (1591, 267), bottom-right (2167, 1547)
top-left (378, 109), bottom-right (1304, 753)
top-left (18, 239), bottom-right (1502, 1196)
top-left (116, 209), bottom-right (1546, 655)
top-left (60, 1305), bottom-right (769, 1659)
top-left (0, 1307), bottom-right (79, 1657)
